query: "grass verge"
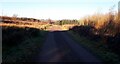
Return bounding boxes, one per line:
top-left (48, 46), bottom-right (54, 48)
top-left (68, 30), bottom-right (120, 64)
top-left (2, 26), bottom-right (48, 62)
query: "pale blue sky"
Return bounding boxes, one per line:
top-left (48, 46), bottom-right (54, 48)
top-left (0, 0), bottom-right (119, 20)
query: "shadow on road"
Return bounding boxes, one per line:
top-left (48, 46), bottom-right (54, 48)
top-left (2, 26), bottom-right (105, 64)
top-left (32, 30), bottom-right (102, 63)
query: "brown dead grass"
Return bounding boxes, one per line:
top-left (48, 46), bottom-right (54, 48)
top-left (0, 20), bottom-right (50, 30)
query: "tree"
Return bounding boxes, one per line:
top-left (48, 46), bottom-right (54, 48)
top-left (12, 14), bottom-right (18, 21)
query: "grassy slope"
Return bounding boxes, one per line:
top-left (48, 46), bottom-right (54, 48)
top-left (68, 30), bottom-right (120, 64)
top-left (2, 27), bottom-right (48, 62)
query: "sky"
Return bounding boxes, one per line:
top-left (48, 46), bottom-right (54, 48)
top-left (0, 0), bottom-right (119, 20)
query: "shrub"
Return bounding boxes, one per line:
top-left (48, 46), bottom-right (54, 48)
top-left (2, 26), bottom-right (40, 50)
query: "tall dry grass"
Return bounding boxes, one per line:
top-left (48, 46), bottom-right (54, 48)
top-left (79, 12), bottom-right (120, 36)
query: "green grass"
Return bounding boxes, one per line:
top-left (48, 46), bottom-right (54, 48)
top-left (68, 30), bottom-right (120, 64)
top-left (3, 27), bottom-right (48, 62)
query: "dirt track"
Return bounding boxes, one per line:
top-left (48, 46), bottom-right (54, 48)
top-left (33, 25), bottom-right (102, 63)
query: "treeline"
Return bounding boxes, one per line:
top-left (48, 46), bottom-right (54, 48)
top-left (70, 11), bottom-right (120, 56)
top-left (0, 16), bottom-right (41, 22)
top-left (0, 16), bottom-right (51, 25)
top-left (54, 19), bottom-right (79, 25)
top-left (0, 16), bottom-right (54, 24)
